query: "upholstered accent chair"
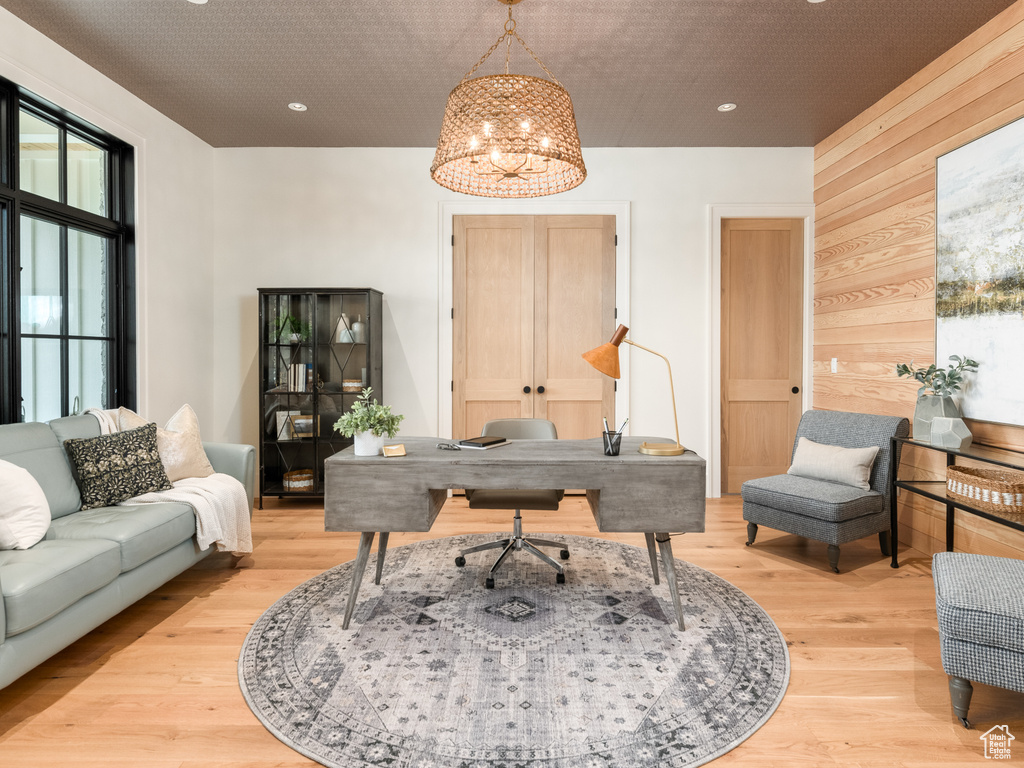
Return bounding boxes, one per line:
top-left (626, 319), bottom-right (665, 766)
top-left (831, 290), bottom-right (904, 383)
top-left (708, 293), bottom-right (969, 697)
top-left (741, 410), bottom-right (909, 573)
top-left (933, 552), bottom-right (1024, 728)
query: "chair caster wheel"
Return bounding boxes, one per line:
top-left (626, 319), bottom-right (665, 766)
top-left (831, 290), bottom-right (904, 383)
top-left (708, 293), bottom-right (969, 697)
top-left (560, 550), bottom-right (570, 560)
top-left (485, 577), bottom-right (495, 589)
top-left (556, 572), bottom-right (565, 584)
top-left (960, 717), bottom-right (971, 729)
top-left (745, 541), bottom-right (752, 547)
top-left (455, 556), bottom-right (466, 567)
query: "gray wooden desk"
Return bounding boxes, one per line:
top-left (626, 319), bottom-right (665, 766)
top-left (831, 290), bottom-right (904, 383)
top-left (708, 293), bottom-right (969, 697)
top-left (324, 436), bottom-right (706, 630)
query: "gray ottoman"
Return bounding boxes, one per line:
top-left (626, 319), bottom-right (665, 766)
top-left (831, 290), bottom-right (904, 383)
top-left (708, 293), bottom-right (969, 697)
top-left (933, 552), bottom-right (1024, 728)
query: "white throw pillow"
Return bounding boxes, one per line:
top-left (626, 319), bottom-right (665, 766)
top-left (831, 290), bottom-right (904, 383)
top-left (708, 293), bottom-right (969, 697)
top-left (787, 437), bottom-right (880, 491)
top-left (0, 459), bottom-right (51, 549)
top-left (118, 404), bottom-right (215, 482)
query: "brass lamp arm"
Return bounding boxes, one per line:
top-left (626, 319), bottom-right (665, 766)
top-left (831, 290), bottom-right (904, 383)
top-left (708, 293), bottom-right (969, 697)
top-left (621, 339), bottom-right (682, 449)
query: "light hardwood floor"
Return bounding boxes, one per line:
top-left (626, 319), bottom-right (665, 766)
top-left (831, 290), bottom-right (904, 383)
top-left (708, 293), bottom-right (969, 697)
top-left (1, 495), bottom-right (1021, 766)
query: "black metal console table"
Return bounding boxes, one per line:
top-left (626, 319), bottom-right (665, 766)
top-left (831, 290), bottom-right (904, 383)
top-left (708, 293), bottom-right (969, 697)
top-left (889, 437), bottom-right (1024, 568)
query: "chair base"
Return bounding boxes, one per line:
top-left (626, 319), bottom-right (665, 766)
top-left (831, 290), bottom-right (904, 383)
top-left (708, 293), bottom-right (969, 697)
top-left (455, 509), bottom-right (569, 587)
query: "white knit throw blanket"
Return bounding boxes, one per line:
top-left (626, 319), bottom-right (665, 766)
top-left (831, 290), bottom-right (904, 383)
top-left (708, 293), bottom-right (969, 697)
top-left (120, 474), bottom-right (253, 555)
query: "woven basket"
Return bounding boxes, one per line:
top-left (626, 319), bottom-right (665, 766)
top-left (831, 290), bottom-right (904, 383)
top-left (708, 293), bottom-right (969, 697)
top-left (946, 465), bottom-right (1024, 515)
top-left (283, 469), bottom-right (314, 492)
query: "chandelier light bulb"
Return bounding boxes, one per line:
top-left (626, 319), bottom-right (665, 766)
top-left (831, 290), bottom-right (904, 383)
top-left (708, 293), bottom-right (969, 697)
top-left (521, 121), bottom-right (530, 131)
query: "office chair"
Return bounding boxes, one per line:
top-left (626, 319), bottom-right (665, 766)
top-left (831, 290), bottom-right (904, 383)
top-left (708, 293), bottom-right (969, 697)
top-left (454, 418), bottom-right (569, 588)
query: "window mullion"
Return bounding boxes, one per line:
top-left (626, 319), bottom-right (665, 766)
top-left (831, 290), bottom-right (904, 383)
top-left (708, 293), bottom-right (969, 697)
top-left (59, 225), bottom-right (69, 417)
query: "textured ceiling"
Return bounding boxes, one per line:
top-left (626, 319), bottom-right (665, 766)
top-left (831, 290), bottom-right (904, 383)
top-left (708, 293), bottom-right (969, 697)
top-left (0, 0), bottom-right (1016, 148)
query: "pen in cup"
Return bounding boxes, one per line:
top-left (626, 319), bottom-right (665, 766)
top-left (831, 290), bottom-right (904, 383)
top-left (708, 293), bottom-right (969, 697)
top-left (615, 417), bottom-right (629, 435)
top-left (603, 417), bottom-right (610, 433)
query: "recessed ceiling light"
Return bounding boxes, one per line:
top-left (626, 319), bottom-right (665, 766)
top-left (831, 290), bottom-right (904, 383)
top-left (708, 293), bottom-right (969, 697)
top-left (186, 0), bottom-right (208, 5)
top-left (717, 103), bottom-right (737, 112)
top-left (288, 103), bottom-right (308, 112)
top-left (807, 0), bottom-right (827, 3)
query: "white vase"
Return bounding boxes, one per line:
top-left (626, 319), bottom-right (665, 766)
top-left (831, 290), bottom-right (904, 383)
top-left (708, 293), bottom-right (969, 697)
top-left (913, 394), bottom-right (960, 442)
top-left (353, 430), bottom-right (386, 456)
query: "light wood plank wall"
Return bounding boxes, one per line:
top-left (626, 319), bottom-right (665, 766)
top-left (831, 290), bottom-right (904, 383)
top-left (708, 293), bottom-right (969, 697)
top-left (813, 1), bottom-right (1024, 559)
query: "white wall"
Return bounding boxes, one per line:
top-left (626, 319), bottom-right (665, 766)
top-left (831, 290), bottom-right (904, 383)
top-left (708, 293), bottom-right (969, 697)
top-left (213, 146), bottom-right (813, 459)
top-left (0, 7), bottom-right (218, 426)
top-left (0, 6), bottom-right (813, 455)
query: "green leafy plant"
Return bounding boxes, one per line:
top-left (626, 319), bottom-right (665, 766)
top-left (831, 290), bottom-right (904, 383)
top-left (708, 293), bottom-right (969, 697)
top-left (274, 314), bottom-right (311, 342)
top-left (333, 388), bottom-right (403, 438)
top-left (896, 355), bottom-right (979, 397)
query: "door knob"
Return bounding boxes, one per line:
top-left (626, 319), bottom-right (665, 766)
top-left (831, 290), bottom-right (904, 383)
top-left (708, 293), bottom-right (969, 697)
top-left (537, 385), bottom-right (546, 394)
top-left (792, 386), bottom-right (800, 394)
top-left (523, 386), bottom-right (531, 394)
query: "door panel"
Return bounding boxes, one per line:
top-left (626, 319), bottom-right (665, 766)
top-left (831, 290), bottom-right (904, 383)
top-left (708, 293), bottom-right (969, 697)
top-left (721, 218), bottom-right (803, 494)
top-left (534, 215), bottom-right (616, 440)
top-left (454, 216), bottom-right (534, 439)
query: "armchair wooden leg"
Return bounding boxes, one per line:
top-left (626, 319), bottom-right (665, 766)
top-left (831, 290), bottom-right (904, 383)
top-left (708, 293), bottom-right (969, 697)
top-left (827, 544), bottom-right (840, 573)
top-left (949, 676), bottom-right (973, 729)
top-left (745, 522), bottom-right (758, 546)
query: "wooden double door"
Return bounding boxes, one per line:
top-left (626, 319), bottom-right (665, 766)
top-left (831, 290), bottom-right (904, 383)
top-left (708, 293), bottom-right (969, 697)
top-left (453, 214), bottom-right (615, 441)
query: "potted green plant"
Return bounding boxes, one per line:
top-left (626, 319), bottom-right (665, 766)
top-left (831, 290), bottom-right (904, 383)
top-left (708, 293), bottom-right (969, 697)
top-left (275, 314), bottom-right (312, 344)
top-left (333, 388), bottom-right (404, 456)
top-left (896, 354), bottom-right (978, 444)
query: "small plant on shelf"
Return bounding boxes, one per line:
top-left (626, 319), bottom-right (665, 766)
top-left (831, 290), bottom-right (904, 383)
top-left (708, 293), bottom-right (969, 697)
top-left (274, 314), bottom-right (312, 342)
top-left (333, 388), bottom-right (403, 438)
top-left (895, 355), bottom-right (979, 397)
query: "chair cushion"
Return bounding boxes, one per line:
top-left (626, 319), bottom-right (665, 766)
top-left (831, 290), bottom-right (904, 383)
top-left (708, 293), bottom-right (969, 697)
top-left (788, 437), bottom-right (879, 490)
top-left (467, 489), bottom-right (561, 511)
top-left (741, 474), bottom-right (883, 522)
top-left (933, 552), bottom-right (1024, 655)
top-left (0, 538), bottom-right (120, 636)
top-left (47, 502), bottom-right (197, 572)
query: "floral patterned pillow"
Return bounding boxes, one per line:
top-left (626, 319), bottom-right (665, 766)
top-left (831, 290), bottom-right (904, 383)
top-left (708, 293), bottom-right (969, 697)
top-left (63, 423), bottom-right (172, 510)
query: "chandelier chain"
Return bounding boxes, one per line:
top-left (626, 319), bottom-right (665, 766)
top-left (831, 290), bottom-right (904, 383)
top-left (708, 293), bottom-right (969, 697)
top-left (460, 4), bottom-right (561, 85)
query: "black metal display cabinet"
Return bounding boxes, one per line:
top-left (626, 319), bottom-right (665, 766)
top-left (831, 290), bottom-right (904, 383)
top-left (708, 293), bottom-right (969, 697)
top-left (257, 288), bottom-right (383, 506)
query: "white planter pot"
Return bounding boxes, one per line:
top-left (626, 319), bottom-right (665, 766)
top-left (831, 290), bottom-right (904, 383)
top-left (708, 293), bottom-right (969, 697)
top-left (913, 395), bottom-right (961, 442)
top-left (353, 431), bottom-right (386, 456)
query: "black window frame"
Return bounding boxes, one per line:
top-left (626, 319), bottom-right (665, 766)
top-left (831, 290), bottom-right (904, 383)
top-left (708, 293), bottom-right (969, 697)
top-left (0, 76), bottom-right (135, 424)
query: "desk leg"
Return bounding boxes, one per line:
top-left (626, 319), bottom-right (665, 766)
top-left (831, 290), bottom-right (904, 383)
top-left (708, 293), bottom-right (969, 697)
top-left (342, 532), bottom-right (376, 630)
top-left (375, 532), bottom-right (390, 585)
top-left (644, 533), bottom-right (660, 585)
top-left (655, 533), bottom-right (685, 631)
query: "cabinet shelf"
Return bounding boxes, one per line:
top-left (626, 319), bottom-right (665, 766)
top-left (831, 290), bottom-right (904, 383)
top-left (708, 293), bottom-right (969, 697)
top-left (890, 437), bottom-right (1024, 567)
top-left (258, 288), bottom-right (382, 507)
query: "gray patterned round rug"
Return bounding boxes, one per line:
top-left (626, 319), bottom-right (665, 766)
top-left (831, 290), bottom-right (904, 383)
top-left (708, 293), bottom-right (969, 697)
top-left (239, 534), bottom-right (789, 768)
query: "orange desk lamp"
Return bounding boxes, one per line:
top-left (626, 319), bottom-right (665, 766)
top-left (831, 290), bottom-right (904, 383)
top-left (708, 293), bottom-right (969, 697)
top-left (582, 324), bottom-right (685, 456)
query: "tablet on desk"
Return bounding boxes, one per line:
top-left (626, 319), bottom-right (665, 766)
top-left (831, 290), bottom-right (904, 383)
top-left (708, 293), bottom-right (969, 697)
top-left (458, 435), bottom-right (508, 449)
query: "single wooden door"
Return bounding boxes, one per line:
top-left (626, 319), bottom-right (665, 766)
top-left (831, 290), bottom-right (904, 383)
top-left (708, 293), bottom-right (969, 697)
top-left (454, 214), bottom-right (615, 440)
top-left (721, 218), bottom-right (803, 494)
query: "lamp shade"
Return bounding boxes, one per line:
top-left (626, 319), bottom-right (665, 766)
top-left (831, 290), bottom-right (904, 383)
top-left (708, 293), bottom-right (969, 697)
top-left (581, 324), bottom-right (628, 379)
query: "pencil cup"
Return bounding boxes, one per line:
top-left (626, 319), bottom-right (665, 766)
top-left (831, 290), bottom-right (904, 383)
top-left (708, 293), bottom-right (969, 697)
top-left (603, 431), bottom-right (622, 456)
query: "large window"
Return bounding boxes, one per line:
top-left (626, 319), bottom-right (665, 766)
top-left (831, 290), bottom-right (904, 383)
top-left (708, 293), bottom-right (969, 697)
top-left (0, 78), bottom-right (134, 423)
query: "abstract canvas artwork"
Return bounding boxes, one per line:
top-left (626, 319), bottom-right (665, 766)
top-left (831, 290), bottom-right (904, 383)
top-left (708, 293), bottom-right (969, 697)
top-left (936, 116), bottom-right (1024, 426)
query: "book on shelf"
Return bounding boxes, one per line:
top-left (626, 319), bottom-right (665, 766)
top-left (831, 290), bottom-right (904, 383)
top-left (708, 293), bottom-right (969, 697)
top-left (458, 435), bottom-right (508, 450)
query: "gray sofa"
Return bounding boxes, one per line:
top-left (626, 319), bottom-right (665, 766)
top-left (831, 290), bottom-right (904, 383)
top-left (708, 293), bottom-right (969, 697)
top-left (0, 414), bottom-right (255, 690)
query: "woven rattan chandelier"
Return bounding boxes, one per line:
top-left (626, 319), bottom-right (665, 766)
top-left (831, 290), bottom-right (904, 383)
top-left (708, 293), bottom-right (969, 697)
top-left (430, 0), bottom-right (586, 198)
